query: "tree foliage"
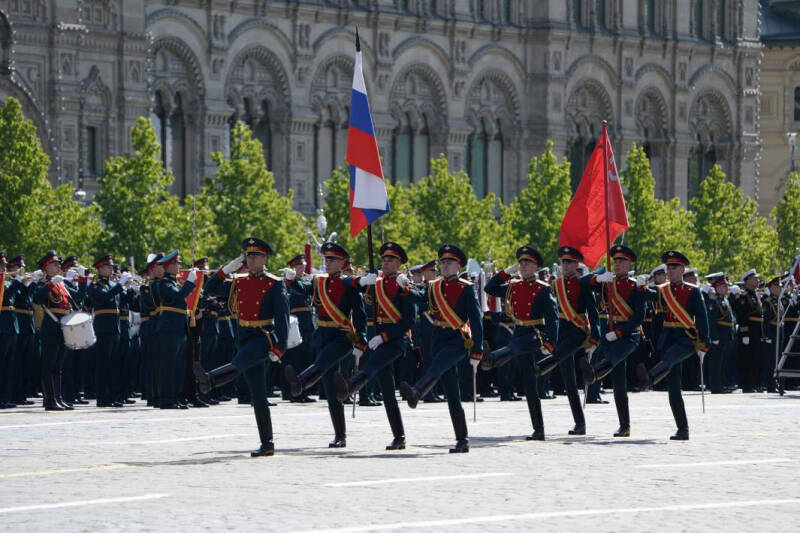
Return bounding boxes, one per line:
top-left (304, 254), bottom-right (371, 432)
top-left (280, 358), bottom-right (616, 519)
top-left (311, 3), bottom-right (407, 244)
top-left (501, 141), bottom-right (572, 267)
top-left (773, 171), bottom-right (800, 268)
top-left (198, 121), bottom-right (307, 268)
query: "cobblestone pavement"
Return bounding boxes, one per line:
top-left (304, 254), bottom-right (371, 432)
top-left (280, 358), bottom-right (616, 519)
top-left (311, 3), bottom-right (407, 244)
top-left (1, 389), bottom-right (799, 532)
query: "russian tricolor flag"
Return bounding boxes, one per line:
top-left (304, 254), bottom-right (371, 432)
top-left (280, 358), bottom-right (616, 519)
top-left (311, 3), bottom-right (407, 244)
top-left (347, 29), bottom-right (389, 237)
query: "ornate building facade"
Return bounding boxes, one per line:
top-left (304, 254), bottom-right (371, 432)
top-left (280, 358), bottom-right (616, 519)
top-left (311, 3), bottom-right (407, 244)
top-left (0, 1), bottom-right (762, 214)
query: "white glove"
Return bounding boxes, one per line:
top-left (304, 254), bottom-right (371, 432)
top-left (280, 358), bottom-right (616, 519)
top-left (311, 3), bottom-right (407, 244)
top-left (368, 335), bottom-right (384, 350)
top-left (222, 254), bottom-right (245, 275)
top-left (730, 285), bottom-right (742, 296)
top-left (50, 275), bottom-right (64, 284)
top-left (697, 350), bottom-right (707, 361)
top-left (700, 283), bottom-right (711, 294)
top-left (540, 345), bottom-right (552, 355)
top-left (742, 336), bottom-right (750, 345)
top-left (504, 263), bottom-right (520, 275)
top-left (605, 331), bottom-right (618, 342)
top-left (32, 270), bottom-right (43, 283)
top-left (268, 352), bottom-right (281, 363)
top-left (283, 268), bottom-right (296, 280)
top-left (712, 340), bottom-right (720, 345)
top-left (14, 273), bottom-right (23, 282)
top-left (186, 268), bottom-right (197, 284)
top-left (586, 345), bottom-right (597, 358)
top-left (22, 276), bottom-right (32, 287)
top-left (470, 358), bottom-right (480, 371)
top-left (359, 273), bottom-right (378, 286)
top-left (396, 273), bottom-right (409, 289)
top-left (119, 272), bottom-right (132, 286)
top-left (65, 268), bottom-right (78, 282)
top-left (636, 275), bottom-right (648, 288)
top-left (596, 271), bottom-right (614, 283)
top-left (765, 338), bottom-right (773, 344)
top-left (352, 347), bottom-right (364, 366)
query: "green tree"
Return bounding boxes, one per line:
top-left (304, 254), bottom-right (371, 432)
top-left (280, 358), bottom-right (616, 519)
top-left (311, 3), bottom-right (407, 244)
top-left (411, 156), bottom-right (507, 266)
top-left (691, 164), bottom-right (778, 278)
top-left (0, 97), bottom-right (100, 262)
top-left (773, 171), bottom-right (800, 267)
top-left (501, 141), bottom-right (572, 266)
top-left (322, 167), bottom-right (422, 267)
top-left (621, 144), bottom-right (702, 273)
top-left (198, 121), bottom-right (307, 268)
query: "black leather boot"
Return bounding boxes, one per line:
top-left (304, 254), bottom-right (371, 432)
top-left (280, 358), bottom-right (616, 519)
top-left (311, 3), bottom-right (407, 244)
top-left (481, 346), bottom-right (514, 371)
top-left (385, 404), bottom-right (406, 450)
top-left (534, 353), bottom-right (562, 378)
top-left (525, 396), bottom-right (545, 441)
top-left (286, 364), bottom-right (322, 398)
top-left (636, 361), bottom-right (670, 391)
top-left (613, 393), bottom-right (630, 437)
top-left (449, 410), bottom-right (469, 453)
top-left (580, 357), bottom-right (613, 385)
top-left (328, 403), bottom-right (346, 448)
top-left (42, 376), bottom-right (63, 411)
top-left (399, 371), bottom-right (438, 410)
top-left (669, 400), bottom-right (689, 441)
top-left (566, 389), bottom-right (586, 435)
top-left (54, 378), bottom-right (73, 410)
top-left (251, 407), bottom-right (275, 457)
top-left (194, 362), bottom-right (238, 394)
top-left (334, 370), bottom-right (370, 403)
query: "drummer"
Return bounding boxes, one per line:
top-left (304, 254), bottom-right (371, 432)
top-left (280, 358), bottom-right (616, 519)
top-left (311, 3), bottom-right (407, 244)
top-left (89, 254), bottom-right (132, 408)
top-left (33, 251), bottom-right (88, 411)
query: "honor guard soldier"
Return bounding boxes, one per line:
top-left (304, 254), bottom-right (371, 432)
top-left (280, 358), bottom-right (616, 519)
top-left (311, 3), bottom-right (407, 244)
top-left (636, 250), bottom-right (710, 440)
top-left (534, 246), bottom-right (601, 436)
top-left (482, 246), bottom-right (558, 440)
top-left (0, 253), bottom-right (25, 409)
top-left (155, 250), bottom-right (197, 409)
top-left (132, 253), bottom-right (164, 406)
top-left (33, 251), bottom-right (87, 410)
top-left (194, 238), bottom-right (289, 457)
top-left (578, 245), bottom-right (646, 437)
top-left (332, 241), bottom-right (415, 450)
top-left (89, 254), bottom-right (131, 408)
top-left (731, 269), bottom-right (761, 393)
top-left (282, 254), bottom-right (316, 403)
top-left (283, 242), bottom-right (369, 448)
top-left (399, 244), bottom-right (484, 453)
top-left (704, 273), bottom-right (735, 393)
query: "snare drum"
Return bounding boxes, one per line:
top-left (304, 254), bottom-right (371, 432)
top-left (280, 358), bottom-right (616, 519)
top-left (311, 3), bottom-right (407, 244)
top-left (287, 314), bottom-right (303, 349)
top-left (61, 312), bottom-right (97, 350)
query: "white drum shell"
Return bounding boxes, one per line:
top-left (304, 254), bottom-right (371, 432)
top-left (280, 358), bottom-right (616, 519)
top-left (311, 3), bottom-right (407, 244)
top-left (61, 312), bottom-right (97, 350)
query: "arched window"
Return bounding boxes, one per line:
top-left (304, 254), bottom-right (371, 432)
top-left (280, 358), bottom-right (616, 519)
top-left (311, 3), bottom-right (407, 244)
top-left (253, 100), bottom-right (272, 171)
top-left (793, 87), bottom-right (800, 122)
top-left (716, 0), bottom-right (725, 40)
top-left (169, 93), bottom-right (186, 197)
top-left (687, 134), bottom-right (717, 200)
top-left (392, 113), bottom-right (412, 184)
top-left (573, 0), bottom-right (584, 27)
top-left (596, 0), bottom-right (606, 30)
top-left (567, 124), bottom-right (597, 191)
top-left (151, 91), bottom-right (169, 168)
top-left (694, 0), bottom-right (704, 40)
top-left (487, 120), bottom-right (503, 198)
top-left (412, 115), bottom-right (430, 182)
top-left (645, 0), bottom-right (656, 34)
top-left (468, 120), bottom-right (488, 197)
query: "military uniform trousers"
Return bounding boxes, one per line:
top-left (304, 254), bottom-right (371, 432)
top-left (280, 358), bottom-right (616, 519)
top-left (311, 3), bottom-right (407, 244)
top-left (231, 330), bottom-right (279, 412)
top-left (506, 328), bottom-right (543, 430)
top-left (705, 339), bottom-right (732, 393)
top-left (95, 333), bottom-right (121, 404)
top-left (158, 332), bottom-right (186, 407)
top-left (422, 330), bottom-right (469, 441)
top-left (0, 334), bottom-right (18, 405)
top-left (551, 323), bottom-right (589, 426)
top-left (362, 336), bottom-right (407, 430)
top-left (312, 327), bottom-right (356, 410)
top-left (658, 329), bottom-right (700, 431)
top-left (40, 332), bottom-right (66, 406)
top-left (738, 334), bottom-right (761, 392)
top-left (14, 333), bottom-right (34, 403)
top-left (591, 331), bottom-right (640, 416)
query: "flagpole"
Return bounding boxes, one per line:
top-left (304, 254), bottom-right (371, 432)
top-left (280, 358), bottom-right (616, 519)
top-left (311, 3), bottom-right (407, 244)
top-left (602, 121), bottom-right (611, 272)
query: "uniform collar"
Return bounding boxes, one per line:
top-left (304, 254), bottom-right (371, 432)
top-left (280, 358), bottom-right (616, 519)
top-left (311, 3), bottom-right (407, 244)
top-left (328, 271), bottom-right (342, 279)
top-left (443, 274), bottom-right (459, 282)
top-left (522, 274), bottom-right (536, 282)
top-left (670, 280), bottom-right (684, 287)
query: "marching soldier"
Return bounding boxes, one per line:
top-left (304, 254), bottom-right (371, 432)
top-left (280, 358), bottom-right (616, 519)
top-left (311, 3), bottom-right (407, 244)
top-left (33, 251), bottom-right (87, 410)
top-left (155, 250), bottom-right (197, 409)
top-left (132, 253), bottom-right (163, 406)
top-left (578, 245), bottom-right (646, 437)
top-left (399, 244), bottom-right (484, 453)
top-left (89, 254), bottom-right (131, 407)
top-left (636, 250), bottom-right (710, 440)
top-left (534, 246), bottom-right (601, 436)
top-left (283, 242), bottom-right (370, 448)
top-left (332, 241), bottom-right (415, 450)
top-left (194, 238), bottom-right (289, 457)
top-left (704, 273), bottom-right (735, 394)
top-left (283, 254), bottom-right (316, 403)
top-left (0, 253), bottom-right (25, 409)
top-left (482, 246), bottom-right (557, 440)
top-left (731, 269), bottom-right (761, 393)
top-left (12, 256), bottom-right (37, 406)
